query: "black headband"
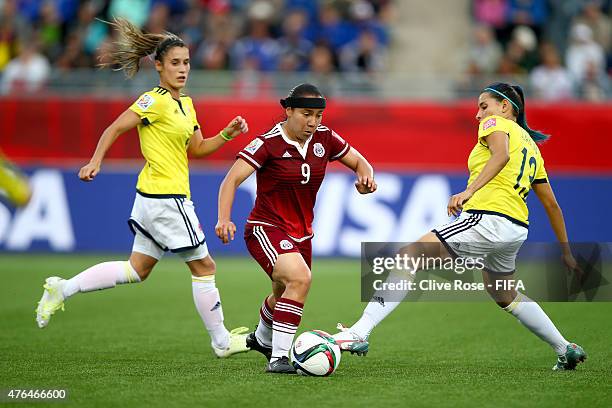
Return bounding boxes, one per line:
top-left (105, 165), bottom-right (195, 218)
top-left (155, 37), bottom-right (185, 60)
top-left (280, 97), bottom-right (326, 109)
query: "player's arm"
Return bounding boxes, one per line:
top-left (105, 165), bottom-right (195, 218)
top-left (532, 182), bottom-right (581, 275)
top-left (215, 159), bottom-right (256, 244)
top-left (78, 109), bottom-right (141, 182)
top-left (447, 131), bottom-right (509, 216)
top-left (339, 147), bottom-right (377, 194)
top-left (188, 116), bottom-right (248, 158)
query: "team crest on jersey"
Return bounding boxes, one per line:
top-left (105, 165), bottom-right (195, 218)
top-left (313, 142), bottom-right (325, 158)
top-left (279, 240), bottom-right (294, 250)
top-left (483, 117), bottom-right (496, 130)
top-left (136, 94), bottom-right (154, 111)
top-left (245, 138), bottom-right (264, 154)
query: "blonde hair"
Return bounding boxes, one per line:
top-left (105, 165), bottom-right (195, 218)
top-left (99, 18), bottom-right (185, 78)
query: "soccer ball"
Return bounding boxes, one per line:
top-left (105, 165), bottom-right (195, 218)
top-left (291, 330), bottom-right (341, 376)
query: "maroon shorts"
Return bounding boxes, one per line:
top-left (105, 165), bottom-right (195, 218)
top-left (244, 223), bottom-right (312, 278)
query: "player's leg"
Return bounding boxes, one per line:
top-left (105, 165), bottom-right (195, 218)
top-left (334, 232), bottom-right (449, 352)
top-left (184, 248), bottom-right (249, 358)
top-left (248, 282), bottom-right (284, 360)
top-left (35, 244), bottom-right (158, 328)
top-left (0, 155), bottom-right (31, 207)
top-left (243, 224), bottom-right (285, 360)
top-left (242, 224), bottom-right (307, 372)
top-left (267, 252), bottom-right (311, 373)
top-left (483, 270), bottom-right (586, 370)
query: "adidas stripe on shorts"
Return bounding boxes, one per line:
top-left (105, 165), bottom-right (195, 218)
top-left (244, 223), bottom-right (312, 277)
top-left (432, 211), bottom-right (528, 274)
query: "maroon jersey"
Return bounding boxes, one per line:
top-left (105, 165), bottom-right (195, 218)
top-left (237, 123), bottom-right (350, 239)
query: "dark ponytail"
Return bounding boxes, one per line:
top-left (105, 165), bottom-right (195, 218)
top-left (510, 85), bottom-right (549, 143)
top-left (484, 82), bottom-right (549, 143)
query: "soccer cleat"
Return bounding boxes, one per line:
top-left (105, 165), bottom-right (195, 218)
top-left (35, 277), bottom-right (66, 328)
top-left (246, 330), bottom-right (272, 361)
top-left (331, 323), bottom-right (369, 356)
top-left (552, 343), bottom-right (587, 371)
top-left (266, 356), bottom-right (297, 374)
top-left (212, 327), bottom-right (250, 358)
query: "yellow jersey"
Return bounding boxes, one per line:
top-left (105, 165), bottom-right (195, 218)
top-left (129, 86), bottom-right (199, 198)
top-left (462, 115), bottom-right (548, 227)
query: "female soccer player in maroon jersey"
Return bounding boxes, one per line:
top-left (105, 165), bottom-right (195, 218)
top-left (216, 83), bottom-right (377, 373)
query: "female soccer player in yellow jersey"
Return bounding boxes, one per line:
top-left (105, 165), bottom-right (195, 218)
top-left (35, 18), bottom-right (250, 358)
top-left (333, 82), bottom-right (587, 371)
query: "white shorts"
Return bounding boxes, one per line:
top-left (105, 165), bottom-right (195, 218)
top-left (128, 192), bottom-right (209, 262)
top-left (432, 211), bottom-right (528, 274)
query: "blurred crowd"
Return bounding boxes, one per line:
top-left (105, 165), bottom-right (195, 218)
top-left (0, 0), bottom-right (392, 94)
top-left (1, 0), bottom-right (611, 100)
top-left (467, 0), bottom-right (611, 101)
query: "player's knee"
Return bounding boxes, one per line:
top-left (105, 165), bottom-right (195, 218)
top-left (201, 256), bottom-right (217, 274)
top-left (133, 263), bottom-right (153, 281)
top-left (131, 260), bottom-right (154, 281)
top-left (129, 254), bottom-right (157, 281)
top-left (487, 289), bottom-right (514, 308)
top-left (190, 256), bottom-right (216, 277)
top-left (288, 269), bottom-right (312, 293)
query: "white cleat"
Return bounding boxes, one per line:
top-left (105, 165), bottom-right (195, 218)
top-left (35, 277), bottom-right (66, 328)
top-left (212, 327), bottom-right (250, 358)
top-left (331, 323), bottom-right (369, 356)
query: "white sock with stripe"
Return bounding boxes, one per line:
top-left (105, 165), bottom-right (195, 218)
top-left (351, 269), bottom-right (414, 339)
top-left (62, 261), bottom-right (141, 298)
top-left (504, 292), bottom-right (570, 355)
top-left (255, 296), bottom-right (274, 347)
top-left (192, 275), bottom-right (230, 350)
top-left (271, 297), bottom-right (303, 362)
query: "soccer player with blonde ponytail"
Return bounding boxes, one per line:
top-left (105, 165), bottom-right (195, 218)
top-left (35, 18), bottom-right (251, 358)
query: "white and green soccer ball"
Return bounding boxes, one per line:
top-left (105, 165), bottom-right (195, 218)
top-left (291, 330), bottom-right (341, 376)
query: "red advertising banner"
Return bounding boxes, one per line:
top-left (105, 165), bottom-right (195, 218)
top-left (1, 97), bottom-right (610, 172)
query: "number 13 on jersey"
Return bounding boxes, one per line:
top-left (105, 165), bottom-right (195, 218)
top-left (514, 147), bottom-right (536, 200)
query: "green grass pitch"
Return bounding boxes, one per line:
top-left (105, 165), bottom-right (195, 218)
top-left (1, 254), bottom-right (611, 408)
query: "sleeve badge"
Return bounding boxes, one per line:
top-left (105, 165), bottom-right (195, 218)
top-left (483, 117), bottom-right (496, 130)
top-left (136, 94), bottom-right (154, 111)
top-left (244, 138), bottom-right (264, 154)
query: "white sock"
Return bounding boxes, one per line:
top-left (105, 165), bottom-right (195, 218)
top-left (271, 298), bottom-right (303, 362)
top-left (504, 292), bottom-right (570, 355)
top-left (256, 322), bottom-right (272, 348)
top-left (192, 275), bottom-right (230, 350)
top-left (62, 261), bottom-right (141, 298)
top-left (351, 300), bottom-right (401, 340)
top-left (351, 269), bottom-right (413, 339)
top-left (255, 297), bottom-right (273, 347)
